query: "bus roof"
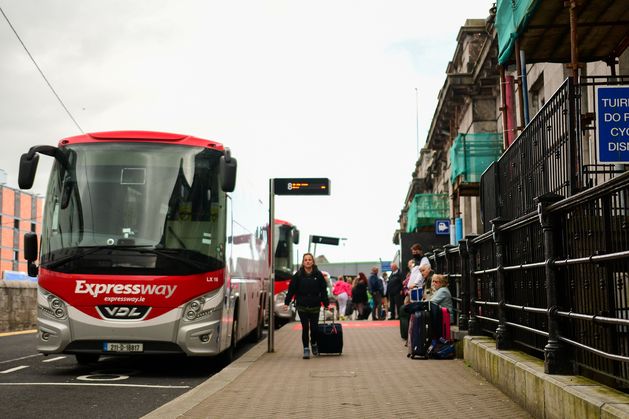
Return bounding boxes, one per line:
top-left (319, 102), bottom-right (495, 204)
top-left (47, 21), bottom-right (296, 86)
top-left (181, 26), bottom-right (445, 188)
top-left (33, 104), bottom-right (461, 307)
top-left (58, 131), bottom-right (225, 150)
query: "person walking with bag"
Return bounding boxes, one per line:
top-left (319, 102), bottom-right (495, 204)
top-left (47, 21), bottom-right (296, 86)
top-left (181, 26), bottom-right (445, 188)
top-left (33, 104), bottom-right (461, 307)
top-left (283, 253), bottom-right (329, 359)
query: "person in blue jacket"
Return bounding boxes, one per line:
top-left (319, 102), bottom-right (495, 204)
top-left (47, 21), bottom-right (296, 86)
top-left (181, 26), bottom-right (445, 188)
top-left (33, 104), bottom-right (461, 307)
top-left (283, 253), bottom-right (329, 359)
top-left (368, 266), bottom-right (385, 320)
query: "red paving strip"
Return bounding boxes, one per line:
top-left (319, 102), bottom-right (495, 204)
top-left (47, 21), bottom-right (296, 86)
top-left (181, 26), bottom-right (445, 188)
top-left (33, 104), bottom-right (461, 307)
top-left (291, 320), bottom-right (398, 330)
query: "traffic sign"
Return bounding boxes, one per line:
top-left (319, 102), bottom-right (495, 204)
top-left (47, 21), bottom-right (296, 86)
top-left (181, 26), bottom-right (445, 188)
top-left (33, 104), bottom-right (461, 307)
top-left (435, 219), bottom-right (450, 236)
top-left (311, 235), bottom-right (340, 245)
top-left (273, 178), bottom-right (330, 195)
top-left (596, 85), bottom-right (629, 164)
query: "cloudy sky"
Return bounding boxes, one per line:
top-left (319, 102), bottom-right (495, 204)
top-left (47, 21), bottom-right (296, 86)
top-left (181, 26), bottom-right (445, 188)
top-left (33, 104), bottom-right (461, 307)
top-left (0, 0), bottom-right (492, 264)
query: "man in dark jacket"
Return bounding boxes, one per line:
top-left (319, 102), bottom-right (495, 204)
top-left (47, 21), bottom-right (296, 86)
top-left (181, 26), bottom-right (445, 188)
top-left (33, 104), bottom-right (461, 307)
top-left (387, 263), bottom-right (403, 320)
top-left (368, 267), bottom-right (384, 320)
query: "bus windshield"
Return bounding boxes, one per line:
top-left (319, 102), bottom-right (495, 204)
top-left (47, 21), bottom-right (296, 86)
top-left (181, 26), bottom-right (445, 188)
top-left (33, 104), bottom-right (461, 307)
top-left (40, 142), bottom-right (226, 275)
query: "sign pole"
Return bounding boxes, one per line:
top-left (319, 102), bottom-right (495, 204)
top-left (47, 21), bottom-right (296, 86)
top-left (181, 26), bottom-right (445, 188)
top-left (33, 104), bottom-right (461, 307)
top-left (268, 177), bottom-right (330, 354)
top-left (268, 179), bottom-right (275, 352)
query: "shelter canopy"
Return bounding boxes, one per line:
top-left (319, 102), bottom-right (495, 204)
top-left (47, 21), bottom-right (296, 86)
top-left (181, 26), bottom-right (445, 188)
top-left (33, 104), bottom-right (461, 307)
top-left (496, 0), bottom-right (629, 65)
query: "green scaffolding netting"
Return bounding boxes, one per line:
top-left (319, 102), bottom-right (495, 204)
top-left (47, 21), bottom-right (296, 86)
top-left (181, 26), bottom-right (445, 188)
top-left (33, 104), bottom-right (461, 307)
top-left (449, 133), bottom-right (503, 184)
top-left (496, 0), bottom-right (542, 65)
top-left (406, 193), bottom-right (449, 232)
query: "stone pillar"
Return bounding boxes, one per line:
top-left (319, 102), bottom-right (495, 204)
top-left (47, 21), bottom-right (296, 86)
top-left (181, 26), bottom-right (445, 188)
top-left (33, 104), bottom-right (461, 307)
top-left (536, 193), bottom-right (571, 374)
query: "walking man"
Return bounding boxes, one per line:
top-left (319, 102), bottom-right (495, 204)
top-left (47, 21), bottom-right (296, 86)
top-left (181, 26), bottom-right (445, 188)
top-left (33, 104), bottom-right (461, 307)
top-left (368, 267), bottom-right (384, 320)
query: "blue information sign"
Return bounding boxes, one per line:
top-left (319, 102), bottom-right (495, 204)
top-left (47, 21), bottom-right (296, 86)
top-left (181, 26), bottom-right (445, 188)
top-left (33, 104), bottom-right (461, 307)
top-left (435, 219), bottom-right (450, 236)
top-left (596, 86), bottom-right (629, 164)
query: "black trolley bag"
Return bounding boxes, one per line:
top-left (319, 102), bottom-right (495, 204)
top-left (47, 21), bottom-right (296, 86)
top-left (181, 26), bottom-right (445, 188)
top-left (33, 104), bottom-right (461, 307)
top-left (317, 307), bottom-right (343, 354)
top-left (406, 301), bottom-right (432, 359)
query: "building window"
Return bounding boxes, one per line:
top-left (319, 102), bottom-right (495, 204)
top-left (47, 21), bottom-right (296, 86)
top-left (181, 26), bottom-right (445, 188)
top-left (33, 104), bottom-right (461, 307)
top-left (31, 223), bottom-right (36, 232)
top-left (14, 219), bottom-right (19, 230)
top-left (14, 250), bottom-right (18, 261)
top-left (529, 73), bottom-right (545, 119)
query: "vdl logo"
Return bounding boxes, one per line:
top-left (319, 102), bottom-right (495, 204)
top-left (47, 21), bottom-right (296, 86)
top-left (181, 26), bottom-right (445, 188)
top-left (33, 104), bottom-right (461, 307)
top-left (97, 305), bottom-right (150, 320)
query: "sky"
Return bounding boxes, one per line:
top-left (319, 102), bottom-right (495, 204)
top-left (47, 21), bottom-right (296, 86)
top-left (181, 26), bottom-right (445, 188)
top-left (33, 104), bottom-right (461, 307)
top-left (0, 0), bottom-right (493, 265)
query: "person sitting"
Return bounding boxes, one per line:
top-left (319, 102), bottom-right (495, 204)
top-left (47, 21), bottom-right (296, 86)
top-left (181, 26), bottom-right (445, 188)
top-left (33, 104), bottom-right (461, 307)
top-left (430, 274), bottom-right (453, 322)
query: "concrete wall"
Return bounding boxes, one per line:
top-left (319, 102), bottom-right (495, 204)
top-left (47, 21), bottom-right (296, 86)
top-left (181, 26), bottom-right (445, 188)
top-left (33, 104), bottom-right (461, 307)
top-left (464, 335), bottom-right (629, 419)
top-left (0, 280), bottom-right (37, 332)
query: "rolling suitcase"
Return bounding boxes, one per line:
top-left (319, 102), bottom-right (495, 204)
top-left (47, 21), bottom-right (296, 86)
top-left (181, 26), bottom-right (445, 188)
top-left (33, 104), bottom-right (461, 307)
top-left (440, 307), bottom-right (452, 341)
top-left (407, 309), bottom-right (431, 359)
top-left (317, 307), bottom-right (343, 355)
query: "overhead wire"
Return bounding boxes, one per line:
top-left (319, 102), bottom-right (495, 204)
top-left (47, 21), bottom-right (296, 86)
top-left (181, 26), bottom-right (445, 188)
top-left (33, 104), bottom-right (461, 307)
top-left (0, 5), bottom-right (84, 133)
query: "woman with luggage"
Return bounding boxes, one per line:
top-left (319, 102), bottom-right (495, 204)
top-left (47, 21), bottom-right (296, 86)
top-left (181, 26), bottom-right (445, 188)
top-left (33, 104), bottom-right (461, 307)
top-left (283, 253), bottom-right (329, 359)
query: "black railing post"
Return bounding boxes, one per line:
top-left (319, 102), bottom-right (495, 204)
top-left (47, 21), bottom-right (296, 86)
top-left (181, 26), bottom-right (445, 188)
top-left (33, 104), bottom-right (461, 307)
top-left (458, 239), bottom-right (470, 330)
top-left (492, 217), bottom-right (511, 349)
top-left (434, 248), bottom-right (444, 273)
top-left (467, 237), bottom-right (481, 335)
top-left (567, 76), bottom-right (580, 194)
top-left (536, 193), bottom-right (571, 374)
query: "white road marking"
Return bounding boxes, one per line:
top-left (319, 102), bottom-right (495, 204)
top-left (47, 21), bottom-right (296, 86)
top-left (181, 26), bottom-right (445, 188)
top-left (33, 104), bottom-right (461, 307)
top-left (0, 354), bottom-right (43, 364)
top-left (1, 365), bottom-right (29, 374)
top-left (0, 382), bottom-right (190, 389)
top-left (41, 356), bottom-right (66, 363)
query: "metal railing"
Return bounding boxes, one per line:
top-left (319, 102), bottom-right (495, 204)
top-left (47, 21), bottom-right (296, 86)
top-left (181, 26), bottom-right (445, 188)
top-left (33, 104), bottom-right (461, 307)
top-left (430, 76), bottom-right (629, 390)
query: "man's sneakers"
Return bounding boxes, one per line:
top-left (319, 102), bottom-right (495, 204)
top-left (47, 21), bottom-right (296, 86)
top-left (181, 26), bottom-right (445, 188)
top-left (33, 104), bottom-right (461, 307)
top-left (303, 347), bottom-right (310, 359)
top-left (311, 344), bottom-right (319, 356)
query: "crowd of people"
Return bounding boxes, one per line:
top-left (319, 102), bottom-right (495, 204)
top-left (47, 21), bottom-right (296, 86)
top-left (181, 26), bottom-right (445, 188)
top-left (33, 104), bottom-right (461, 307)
top-left (282, 244), bottom-right (454, 359)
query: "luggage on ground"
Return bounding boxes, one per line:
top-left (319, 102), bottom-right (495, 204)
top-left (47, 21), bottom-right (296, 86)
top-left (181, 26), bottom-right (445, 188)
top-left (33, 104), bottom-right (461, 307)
top-left (430, 337), bottom-right (456, 359)
top-left (440, 307), bottom-right (452, 341)
top-left (317, 307), bottom-right (343, 354)
top-left (407, 309), bottom-right (432, 359)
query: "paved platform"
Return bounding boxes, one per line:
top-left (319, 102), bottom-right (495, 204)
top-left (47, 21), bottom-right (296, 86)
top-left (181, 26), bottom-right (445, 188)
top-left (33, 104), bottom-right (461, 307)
top-left (144, 320), bottom-right (531, 418)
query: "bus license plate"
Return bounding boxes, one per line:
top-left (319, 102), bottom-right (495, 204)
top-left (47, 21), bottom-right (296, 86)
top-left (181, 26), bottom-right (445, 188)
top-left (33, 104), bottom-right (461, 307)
top-left (104, 342), bottom-right (144, 352)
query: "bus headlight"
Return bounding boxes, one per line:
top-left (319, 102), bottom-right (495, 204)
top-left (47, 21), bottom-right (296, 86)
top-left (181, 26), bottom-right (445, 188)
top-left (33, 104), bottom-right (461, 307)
top-left (183, 289), bottom-right (224, 322)
top-left (38, 290), bottom-right (68, 320)
top-left (274, 291), bottom-right (287, 305)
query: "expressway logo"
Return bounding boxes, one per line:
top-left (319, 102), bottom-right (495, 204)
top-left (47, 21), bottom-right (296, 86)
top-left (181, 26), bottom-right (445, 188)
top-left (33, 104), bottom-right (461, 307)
top-left (74, 280), bottom-right (177, 298)
top-left (97, 305), bottom-right (151, 320)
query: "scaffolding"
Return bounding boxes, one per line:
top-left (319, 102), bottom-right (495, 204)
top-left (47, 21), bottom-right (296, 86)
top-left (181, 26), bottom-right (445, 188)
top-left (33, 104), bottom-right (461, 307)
top-left (450, 133), bottom-right (503, 185)
top-left (406, 193), bottom-right (449, 232)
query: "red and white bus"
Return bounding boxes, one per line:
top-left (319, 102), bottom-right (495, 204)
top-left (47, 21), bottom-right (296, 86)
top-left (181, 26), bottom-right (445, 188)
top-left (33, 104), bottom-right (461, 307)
top-left (272, 219), bottom-right (299, 325)
top-left (19, 131), bottom-right (269, 364)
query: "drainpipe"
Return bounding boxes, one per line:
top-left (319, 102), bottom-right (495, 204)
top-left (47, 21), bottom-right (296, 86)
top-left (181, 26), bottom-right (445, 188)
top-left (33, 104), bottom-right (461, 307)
top-left (520, 49), bottom-right (530, 126)
top-left (514, 40), bottom-right (525, 132)
top-left (568, 0), bottom-right (579, 82)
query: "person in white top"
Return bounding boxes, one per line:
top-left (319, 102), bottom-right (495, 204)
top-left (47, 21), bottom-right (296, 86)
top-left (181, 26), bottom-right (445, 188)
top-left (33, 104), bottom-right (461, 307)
top-left (408, 243), bottom-right (430, 291)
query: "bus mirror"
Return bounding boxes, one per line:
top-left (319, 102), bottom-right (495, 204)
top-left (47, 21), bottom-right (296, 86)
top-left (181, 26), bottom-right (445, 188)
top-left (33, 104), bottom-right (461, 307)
top-left (24, 232), bottom-right (38, 261)
top-left (220, 153), bottom-right (237, 192)
top-left (293, 229), bottom-right (300, 244)
top-left (18, 152), bottom-right (39, 190)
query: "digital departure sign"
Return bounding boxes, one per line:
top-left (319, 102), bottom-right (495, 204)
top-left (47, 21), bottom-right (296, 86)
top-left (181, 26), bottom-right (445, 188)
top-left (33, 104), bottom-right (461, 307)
top-left (273, 178), bottom-right (330, 195)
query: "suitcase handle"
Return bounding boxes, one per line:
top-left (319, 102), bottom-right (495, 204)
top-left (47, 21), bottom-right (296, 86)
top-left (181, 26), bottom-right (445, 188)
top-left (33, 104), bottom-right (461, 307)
top-left (319, 305), bottom-right (338, 325)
